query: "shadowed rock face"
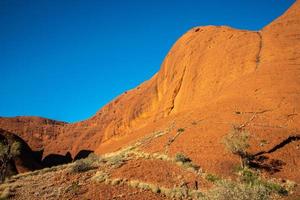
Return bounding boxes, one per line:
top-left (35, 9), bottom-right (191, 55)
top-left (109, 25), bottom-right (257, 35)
top-left (0, 129), bottom-right (94, 173)
top-left (73, 150), bottom-right (94, 161)
top-left (0, 0), bottom-right (300, 181)
top-left (42, 152), bottom-right (72, 168)
top-left (0, 129), bottom-right (43, 174)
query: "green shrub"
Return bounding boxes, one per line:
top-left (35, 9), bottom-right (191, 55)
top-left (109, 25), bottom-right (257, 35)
top-left (239, 168), bottom-right (259, 185)
top-left (205, 173), bottom-right (220, 183)
top-left (262, 181), bottom-right (288, 196)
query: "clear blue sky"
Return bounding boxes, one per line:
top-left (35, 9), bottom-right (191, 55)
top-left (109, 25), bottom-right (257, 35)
top-left (0, 0), bottom-right (295, 123)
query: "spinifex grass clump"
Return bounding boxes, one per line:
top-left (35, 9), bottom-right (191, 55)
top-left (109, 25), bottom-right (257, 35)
top-left (71, 160), bottom-right (93, 173)
top-left (71, 154), bottom-right (100, 173)
top-left (174, 153), bottom-right (200, 172)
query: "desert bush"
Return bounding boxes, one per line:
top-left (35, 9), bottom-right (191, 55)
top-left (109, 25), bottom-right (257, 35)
top-left (261, 181), bottom-right (288, 196)
top-left (128, 180), bottom-right (161, 194)
top-left (0, 187), bottom-right (12, 200)
top-left (105, 154), bottom-right (126, 168)
top-left (174, 153), bottom-right (200, 172)
top-left (0, 141), bottom-right (21, 183)
top-left (208, 179), bottom-right (271, 200)
top-left (238, 168), bottom-right (259, 185)
top-left (149, 184), bottom-right (160, 193)
top-left (128, 180), bottom-right (140, 188)
top-left (110, 178), bottom-right (122, 186)
top-left (223, 128), bottom-right (251, 168)
top-left (170, 187), bottom-right (188, 199)
top-left (71, 153), bottom-right (101, 173)
top-left (10, 142), bottom-right (21, 157)
top-left (85, 153), bottom-right (100, 163)
top-left (205, 173), bottom-right (220, 183)
top-left (238, 168), bottom-right (289, 196)
top-left (152, 153), bottom-right (169, 161)
top-left (282, 180), bottom-right (297, 193)
top-left (175, 153), bottom-right (191, 163)
top-left (65, 181), bottom-right (80, 195)
top-left (71, 160), bottom-right (93, 173)
top-left (177, 128), bottom-right (185, 132)
top-left (92, 171), bottom-right (110, 183)
top-left (0, 143), bottom-right (9, 156)
top-left (138, 182), bottom-right (151, 190)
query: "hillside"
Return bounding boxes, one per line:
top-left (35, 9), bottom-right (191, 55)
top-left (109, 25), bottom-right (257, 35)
top-left (0, 1), bottom-right (300, 199)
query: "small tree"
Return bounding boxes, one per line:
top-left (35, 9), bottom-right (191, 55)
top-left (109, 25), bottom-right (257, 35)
top-left (223, 128), bottom-right (251, 168)
top-left (0, 141), bottom-right (21, 182)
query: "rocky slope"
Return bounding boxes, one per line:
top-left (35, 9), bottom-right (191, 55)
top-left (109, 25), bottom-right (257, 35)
top-left (0, 0), bottom-right (299, 184)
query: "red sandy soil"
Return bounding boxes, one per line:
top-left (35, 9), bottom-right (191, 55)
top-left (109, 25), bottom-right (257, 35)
top-left (9, 167), bottom-right (166, 200)
top-left (84, 183), bottom-right (166, 200)
top-left (111, 158), bottom-right (210, 189)
top-left (0, 0), bottom-right (299, 186)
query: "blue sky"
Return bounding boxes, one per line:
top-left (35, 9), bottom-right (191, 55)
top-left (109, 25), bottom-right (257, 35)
top-left (0, 0), bottom-right (295, 122)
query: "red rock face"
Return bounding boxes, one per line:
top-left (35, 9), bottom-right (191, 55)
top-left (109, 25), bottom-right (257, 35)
top-left (0, 116), bottom-right (66, 151)
top-left (0, 0), bottom-right (299, 181)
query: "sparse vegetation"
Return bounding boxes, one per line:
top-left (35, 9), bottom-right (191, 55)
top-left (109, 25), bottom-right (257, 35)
top-left (0, 141), bottom-right (22, 183)
top-left (205, 173), bottom-right (220, 183)
top-left (207, 179), bottom-right (271, 200)
top-left (105, 154), bottom-right (126, 168)
top-left (66, 181), bottom-right (80, 195)
top-left (236, 167), bottom-right (292, 197)
top-left (262, 181), bottom-right (288, 196)
top-left (10, 142), bottom-right (21, 157)
top-left (71, 153), bottom-right (102, 173)
top-left (92, 171), bottom-right (110, 183)
top-left (175, 153), bottom-right (191, 163)
top-left (1, 125), bottom-right (296, 200)
top-left (208, 173), bottom-right (294, 200)
top-left (259, 139), bottom-right (268, 147)
top-left (0, 187), bottom-right (12, 200)
top-left (174, 153), bottom-right (200, 172)
top-left (238, 167), bottom-right (259, 185)
top-left (111, 178), bottom-right (122, 186)
top-left (223, 128), bottom-right (252, 168)
top-left (177, 128), bottom-right (185, 132)
top-left (71, 159), bottom-right (93, 173)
